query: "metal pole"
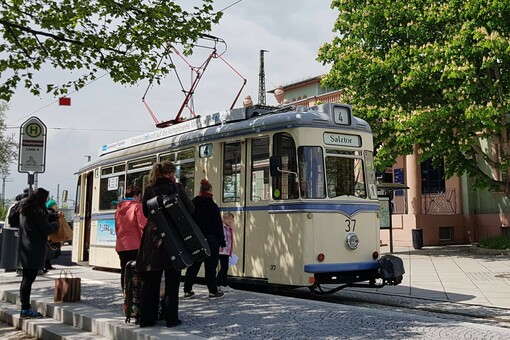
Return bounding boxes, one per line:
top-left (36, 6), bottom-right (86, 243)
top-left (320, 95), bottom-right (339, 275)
top-left (1, 176), bottom-right (6, 209)
top-left (389, 191), bottom-right (394, 254)
top-left (258, 50), bottom-right (268, 105)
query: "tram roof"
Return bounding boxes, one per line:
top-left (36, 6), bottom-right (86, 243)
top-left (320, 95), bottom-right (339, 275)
top-left (78, 103), bottom-right (372, 173)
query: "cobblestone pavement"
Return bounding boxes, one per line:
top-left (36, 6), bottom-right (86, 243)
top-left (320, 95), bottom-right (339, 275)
top-left (3, 245), bottom-right (510, 339)
top-left (13, 272), bottom-right (510, 339)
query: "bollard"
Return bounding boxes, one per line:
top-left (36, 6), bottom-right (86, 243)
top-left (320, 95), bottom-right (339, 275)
top-left (0, 227), bottom-right (20, 272)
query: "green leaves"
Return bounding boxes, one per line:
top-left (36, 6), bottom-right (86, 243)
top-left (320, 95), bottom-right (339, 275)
top-left (0, 0), bottom-right (221, 101)
top-left (318, 0), bottom-right (510, 193)
top-left (0, 101), bottom-right (17, 176)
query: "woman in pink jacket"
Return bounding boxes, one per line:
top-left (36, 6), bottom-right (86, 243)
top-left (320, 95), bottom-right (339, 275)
top-left (115, 185), bottom-right (147, 291)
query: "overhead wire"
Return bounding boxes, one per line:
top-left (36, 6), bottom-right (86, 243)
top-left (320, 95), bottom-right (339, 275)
top-left (219, 0), bottom-right (244, 12)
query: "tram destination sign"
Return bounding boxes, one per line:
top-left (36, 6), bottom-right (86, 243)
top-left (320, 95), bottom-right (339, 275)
top-left (323, 132), bottom-right (361, 147)
top-left (19, 116), bottom-right (47, 173)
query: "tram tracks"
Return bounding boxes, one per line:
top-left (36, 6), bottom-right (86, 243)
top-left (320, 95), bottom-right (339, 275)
top-left (288, 288), bottom-right (510, 327)
top-left (234, 283), bottom-right (510, 328)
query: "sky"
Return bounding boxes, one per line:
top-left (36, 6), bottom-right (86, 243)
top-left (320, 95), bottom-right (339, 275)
top-left (3, 0), bottom-right (338, 204)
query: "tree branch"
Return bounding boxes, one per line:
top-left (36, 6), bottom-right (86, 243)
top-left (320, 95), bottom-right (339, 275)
top-left (0, 19), bottom-right (126, 55)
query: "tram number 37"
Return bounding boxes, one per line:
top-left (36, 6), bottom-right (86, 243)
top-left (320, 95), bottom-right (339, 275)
top-left (345, 219), bottom-right (356, 232)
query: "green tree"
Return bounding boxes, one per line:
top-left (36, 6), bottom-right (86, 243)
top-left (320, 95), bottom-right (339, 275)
top-left (0, 101), bottom-right (17, 176)
top-left (318, 0), bottom-right (510, 193)
top-left (0, 0), bottom-right (222, 101)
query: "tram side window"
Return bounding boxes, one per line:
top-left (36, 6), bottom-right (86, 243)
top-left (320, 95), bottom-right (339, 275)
top-left (223, 142), bottom-right (241, 202)
top-left (364, 150), bottom-right (378, 199)
top-left (99, 165), bottom-right (126, 210)
top-left (159, 149), bottom-right (195, 198)
top-left (251, 137), bottom-right (270, 201)
top-left (272, 132), bottom-right (299, 200)
top-left (325, 156), bottom-right (366, 198)
top-left (176, 148), bottom-right (195, 199)
top-left (127, 156), bottom-right (157, 193)
top-left (298, 147), bottom-right (326, 198)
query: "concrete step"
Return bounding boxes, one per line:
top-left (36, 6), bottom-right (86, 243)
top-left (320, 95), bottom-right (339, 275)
top-left (0, 300), bottom-right (109, 339)
top-left (0, 290), bottom-right (201, 340)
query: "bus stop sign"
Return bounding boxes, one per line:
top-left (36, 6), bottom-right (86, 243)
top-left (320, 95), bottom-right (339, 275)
top-left (18, 116), bottom-right (47, 173)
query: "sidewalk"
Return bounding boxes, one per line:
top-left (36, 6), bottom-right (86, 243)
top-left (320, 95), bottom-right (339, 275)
top-left (377, 245), bottom-right (510, 308)
top-left (0, 245), bottom-right (510, 339)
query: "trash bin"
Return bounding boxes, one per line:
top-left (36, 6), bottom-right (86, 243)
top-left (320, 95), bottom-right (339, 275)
top-left (0, 227), bottom-right (20, 272)
top-left (412, 228), bottom-right (423, 250)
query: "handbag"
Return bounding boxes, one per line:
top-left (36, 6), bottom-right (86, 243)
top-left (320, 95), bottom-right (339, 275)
top-left (54, 270), bottom-right (81, 302)
top-left (49, 214), bottom-right (73, 243)
top-left (46, 241), bottom-right (61, 260)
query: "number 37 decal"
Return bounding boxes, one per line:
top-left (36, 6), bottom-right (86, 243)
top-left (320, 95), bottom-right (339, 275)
top-left (345, 219), bottom-right (356, 232)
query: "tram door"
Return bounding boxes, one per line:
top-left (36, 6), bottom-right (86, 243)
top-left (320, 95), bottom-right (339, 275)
top-left (82, 171), bottom-right (93, 261)
top-left (221, 142), bottom-right (246, 276)
top-left (245, 136), bottom-right (271, 279)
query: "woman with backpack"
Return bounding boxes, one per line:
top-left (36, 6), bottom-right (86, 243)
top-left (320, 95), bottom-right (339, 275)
top-left (18, 188), bottom-right (59, 318)
top-left (135, 161), bottom-right (194, 328)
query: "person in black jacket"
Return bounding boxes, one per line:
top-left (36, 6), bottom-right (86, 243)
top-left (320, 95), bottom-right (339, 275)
top-left (136, 161), bottom-right (194, 328)
top-left (18, 188), bottom-right (59, 318)
top-left (183, 178), bottom-right (226, 299)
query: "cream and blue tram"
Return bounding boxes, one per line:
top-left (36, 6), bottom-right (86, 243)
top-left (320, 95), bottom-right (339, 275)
top-left (72, 103), bottom-right (391, 290)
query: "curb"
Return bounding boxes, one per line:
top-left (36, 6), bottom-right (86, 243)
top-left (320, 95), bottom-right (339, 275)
top-left (467, 245), bottom-right (510, 256)
top-left (0, 289), bottom-right (204, 340)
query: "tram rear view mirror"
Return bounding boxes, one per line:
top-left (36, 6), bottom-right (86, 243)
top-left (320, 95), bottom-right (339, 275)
top-left (270, 156), bottom-right (282, 177)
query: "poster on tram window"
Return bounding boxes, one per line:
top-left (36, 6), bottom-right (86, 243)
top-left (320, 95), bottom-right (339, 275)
top-left (379, 196), bottom-right (391, 230)
top-left (97, 219), bottom-right (116, 245)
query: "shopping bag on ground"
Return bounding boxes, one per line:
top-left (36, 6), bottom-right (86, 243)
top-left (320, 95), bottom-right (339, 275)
top-left (54, 270), bottom-right (81, 302)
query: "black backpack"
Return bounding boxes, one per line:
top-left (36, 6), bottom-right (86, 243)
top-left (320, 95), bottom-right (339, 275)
top-left (379, 254), bottom-right (405, 285)
top-left (7, 200), bottom-right (23, 228)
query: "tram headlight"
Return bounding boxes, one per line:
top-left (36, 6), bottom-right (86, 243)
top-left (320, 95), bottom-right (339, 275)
top-left (346, 232), bottom-right (359, 250)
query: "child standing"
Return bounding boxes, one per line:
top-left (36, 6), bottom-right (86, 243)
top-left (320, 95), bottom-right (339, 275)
top-left (217, 212), bottom-right (234, 292)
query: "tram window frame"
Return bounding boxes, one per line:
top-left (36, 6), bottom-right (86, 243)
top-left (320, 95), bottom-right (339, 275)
top-left (325, 153), bottom-right (367, 198)
top-left (160, 153), bottom-right (176, 162)
top-left (223, 142), bottom-right (241, 203)
top-left (99, 164), bottom-right (126, 211)
top-left (251, 137), bottom-right (270, 201)
top-left (272, 132), bottom-right (299, 200)
top-left (298, 146), bottom-right (326, 199)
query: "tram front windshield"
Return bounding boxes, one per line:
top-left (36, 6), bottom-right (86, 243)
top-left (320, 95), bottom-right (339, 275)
top-left (298, 147), bottom-right (366, 199)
